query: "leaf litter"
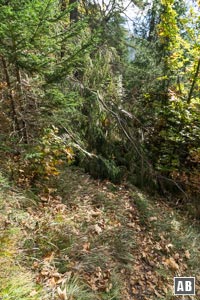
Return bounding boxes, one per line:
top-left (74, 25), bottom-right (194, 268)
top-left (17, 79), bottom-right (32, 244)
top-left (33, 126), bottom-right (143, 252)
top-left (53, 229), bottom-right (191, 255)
top-left (1, 167), bottom-right (200, 299)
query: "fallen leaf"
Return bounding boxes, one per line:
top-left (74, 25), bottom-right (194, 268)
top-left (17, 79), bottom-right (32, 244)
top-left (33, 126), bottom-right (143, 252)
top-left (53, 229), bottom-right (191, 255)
top-left (52, 272), bottom-right (61, 278)
top-left (49, 276), bottom-right (57, 287)
top-left (44, 252), bottom-right (55, 262)
top-left (57, 286), bottom-right (67, 300)
top-left (106, 283), bottom-right (113, 292)
top-left (94, 224), bottom-right (102, 234)
top-left (154, 290), bottom-right (162, 297)
top-left (91, 210), bottom-right (101, 217)
top-left (149, 216), bottom-right (157, 222)
top-left (127, 222), bottom-right (135, 228)
top-left (41, 269), bottom-right (49, 276)
top-left (29, 290), bottom-right (37, 297)
top-left (165, 257), bottom-right (179, 270)
top-left (82, 242), bottom-right (90, 252)
top-left (165, 243), bottom-right (174, 252)
top-left (174, 253), bottom-right (180, 260)
top-left (185, 250), bottom-right (190, 259)
top-left (32, 261), bottom-right (39, 269)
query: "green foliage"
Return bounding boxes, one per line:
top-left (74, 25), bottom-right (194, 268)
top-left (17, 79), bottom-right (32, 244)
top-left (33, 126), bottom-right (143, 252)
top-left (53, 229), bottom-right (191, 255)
top-left (9, 127), bottom-right (74, 186)
top-left (84, 156), bottom-right (123, 184)
top-left (124, 0), bottom-right (200, 203)
top-left (0, 0), bottom-right (199, 207)
top-left (1, 3), bottom-right (200, 300)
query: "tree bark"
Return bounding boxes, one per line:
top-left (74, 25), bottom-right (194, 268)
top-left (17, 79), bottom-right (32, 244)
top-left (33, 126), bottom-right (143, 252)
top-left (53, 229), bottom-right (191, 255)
top-left (69, 0), bottom-right (78, 23)
top-left (15, 64), bottom-right (29, 143)
top-left (187, 58), bottom-right (200, 104)
top-left (1, 56), bottom-right (21, 134)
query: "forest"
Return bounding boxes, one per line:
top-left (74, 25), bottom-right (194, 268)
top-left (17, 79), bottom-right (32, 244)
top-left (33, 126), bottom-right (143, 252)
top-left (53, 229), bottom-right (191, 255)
top-left (0, 0), bottom-right (200, 299)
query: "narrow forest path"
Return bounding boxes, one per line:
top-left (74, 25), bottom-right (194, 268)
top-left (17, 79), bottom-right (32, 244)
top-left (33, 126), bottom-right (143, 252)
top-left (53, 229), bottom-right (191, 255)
top-left (0, 168), bottom-right (200, 300)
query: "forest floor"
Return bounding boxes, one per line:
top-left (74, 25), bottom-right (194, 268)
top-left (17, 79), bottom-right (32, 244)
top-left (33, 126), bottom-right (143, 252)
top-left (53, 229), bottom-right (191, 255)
top-left (0, 167), bottom-right (200, 300)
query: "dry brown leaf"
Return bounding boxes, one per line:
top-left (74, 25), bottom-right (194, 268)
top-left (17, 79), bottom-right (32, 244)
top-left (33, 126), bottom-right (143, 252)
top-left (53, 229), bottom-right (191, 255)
top-left (154, 290), bottom-right (162, 297)
top-left (52, 272), bottom-right (61, 278)
top-left (29, 290), bottom-right (37, 297)
top-left (106, 283), bottom-right (113, 292)
top-left (185, 250), bottom-right (190, 259)
top-left (142, 252), bottom-right (147, 258)
top-left (95, 266), bottom-right (102, 277)
top-left (49, 276), bottom-right (57, 287)
top-left (40, 196), bottom-right (49, 202)
top-left (165, 257), bottom-right (179, 270)
top-left (91, 210), bottom-right (101, 217)
top-left (162, 286), bottom-right (168, 294)
top-left (155, 243), bottom-right (162, 250)
top-left (32, 261), bottom-right (39, 269)
top-left (41, 269), bottom-right (49, 276)
top-left (149, 216), bottom-right (157, 222)
top-left (82, 242), bottom-right (90, 252)
top-left (131, 286), bottom-right (137, 294)
top-left (166, 243), bottom-right (173, 252)
top-left (44, 252), bottom-right (55, 262)
top-left (94, 224), bottom-right (102, 234)
top-left (57, 286), bottom-right (67, 300)
top-left (138, 280), bottom-right (144, 286)
top-left (196, 275), bottom-right (200, 281)
top-left (174, 253), bottom-right (180, 260)
top-left (127, 222), bottom-right (135, 228)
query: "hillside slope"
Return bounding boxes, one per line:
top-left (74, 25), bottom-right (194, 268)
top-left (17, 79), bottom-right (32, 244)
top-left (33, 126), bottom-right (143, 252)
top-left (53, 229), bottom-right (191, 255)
top-left (0, 168), bottom-right (200, 300)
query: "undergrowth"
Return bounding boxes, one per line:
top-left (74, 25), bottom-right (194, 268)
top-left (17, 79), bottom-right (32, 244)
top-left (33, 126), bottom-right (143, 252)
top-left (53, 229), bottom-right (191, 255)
top-left (0, 168), bottom-right (200, 300)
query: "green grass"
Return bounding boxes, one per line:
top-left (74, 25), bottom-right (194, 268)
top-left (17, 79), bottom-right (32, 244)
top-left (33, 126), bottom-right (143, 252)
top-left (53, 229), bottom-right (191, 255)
top-left (101, 273), bottom-right (123, 300)
top-left (57, 275), bottom-right (98, 300)
top-left (0, 175), bottom-right (43, 300)
top-left (0, 270), bottom-right (42, 300)
top-left (112, 228), bottom-right (136, 264)
top-left (133, 191), bottom-right (154, 226)
top-left (82, 248), bottom-right (111, 272)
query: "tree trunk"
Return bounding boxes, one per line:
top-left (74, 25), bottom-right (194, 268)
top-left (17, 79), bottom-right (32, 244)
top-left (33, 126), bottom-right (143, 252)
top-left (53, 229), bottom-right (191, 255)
top-left (69, 0), bottom-right (78, 23)
top-left (1, 56), bottom-right (21, 134)
top-left (15, 64), bottom-right (29, 143)
top-left (187, 58), bottom-right (200, 104)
